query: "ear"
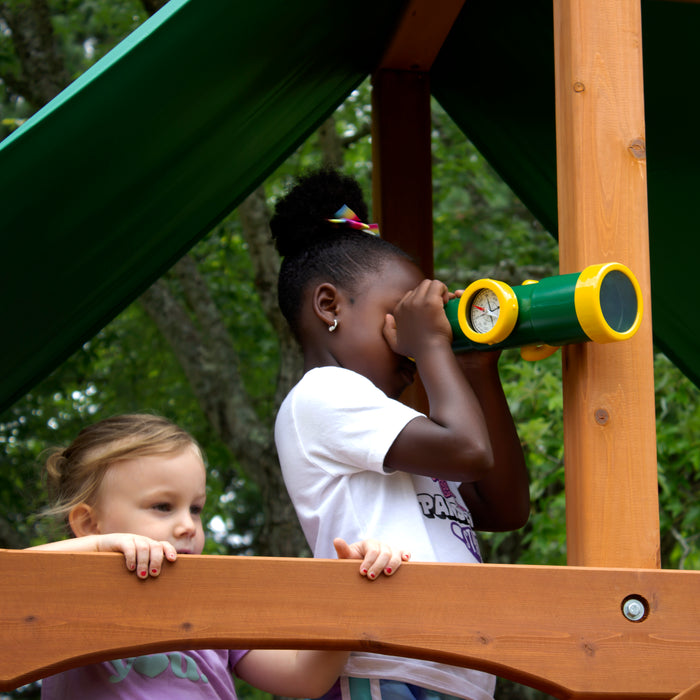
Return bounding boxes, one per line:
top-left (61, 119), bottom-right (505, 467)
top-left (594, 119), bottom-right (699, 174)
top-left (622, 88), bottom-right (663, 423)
top-left (68, 503), bottom-right (100, 537)
top-left (311, 283), bottom-right (340, 327)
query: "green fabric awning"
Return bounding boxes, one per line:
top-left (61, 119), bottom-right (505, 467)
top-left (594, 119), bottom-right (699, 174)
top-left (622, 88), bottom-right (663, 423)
top-left (1, 0), bottom-right (699, 414)
top-left (0, 0), bottom-right (405, 412)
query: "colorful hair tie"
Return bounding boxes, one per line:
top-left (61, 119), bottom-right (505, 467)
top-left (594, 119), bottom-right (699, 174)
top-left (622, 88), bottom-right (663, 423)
top-left (327, 204), bottom-right (380, 236)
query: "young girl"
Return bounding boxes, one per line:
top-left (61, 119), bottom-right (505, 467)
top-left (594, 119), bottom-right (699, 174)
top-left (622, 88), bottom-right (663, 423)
top-left (271, 168), bottom-right (530, 700)
top-left (29, 413), bottom-right (409, 699)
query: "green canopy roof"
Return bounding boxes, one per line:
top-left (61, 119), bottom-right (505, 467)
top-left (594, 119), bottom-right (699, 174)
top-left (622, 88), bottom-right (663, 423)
top-left (1, 0), bottom-right (699, 413)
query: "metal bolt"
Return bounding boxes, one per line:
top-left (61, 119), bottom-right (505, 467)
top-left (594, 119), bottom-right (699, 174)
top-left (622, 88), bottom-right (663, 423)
top-left (622, 597), bottom-right (646, 622)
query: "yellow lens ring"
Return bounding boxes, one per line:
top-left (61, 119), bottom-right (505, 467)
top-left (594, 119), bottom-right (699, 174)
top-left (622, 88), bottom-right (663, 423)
top-left (458, 279), bottom-right (519, 345)
top-left (574, 262), bottom-right (643, 343)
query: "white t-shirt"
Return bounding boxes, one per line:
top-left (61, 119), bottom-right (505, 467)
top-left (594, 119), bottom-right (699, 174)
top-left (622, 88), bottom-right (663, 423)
top-left (275, 367), bottom-right (494, 700)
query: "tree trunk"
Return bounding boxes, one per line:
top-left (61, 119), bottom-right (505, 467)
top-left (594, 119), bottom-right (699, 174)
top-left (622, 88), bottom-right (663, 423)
top-left (0, 0), bottom-right (69, 107)
top-left (139, 247), bottom-right (307, 558)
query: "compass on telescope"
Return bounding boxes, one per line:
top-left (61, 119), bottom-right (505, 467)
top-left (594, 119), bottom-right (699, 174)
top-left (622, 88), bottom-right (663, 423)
top-left (458, 279), bottom-right (519, 345)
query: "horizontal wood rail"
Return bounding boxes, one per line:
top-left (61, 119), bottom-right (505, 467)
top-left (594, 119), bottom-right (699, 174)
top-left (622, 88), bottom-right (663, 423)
top-left (2, 551), bottom-right (699, 698)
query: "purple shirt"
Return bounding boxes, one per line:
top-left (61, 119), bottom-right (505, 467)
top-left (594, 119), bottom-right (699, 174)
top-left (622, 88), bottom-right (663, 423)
top-left (42, 649), bottom-right (250, 699)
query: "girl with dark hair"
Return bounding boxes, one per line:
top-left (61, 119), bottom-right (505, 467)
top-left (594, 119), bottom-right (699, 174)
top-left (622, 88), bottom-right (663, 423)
top-left (272, 168), bottom-right (530, 700)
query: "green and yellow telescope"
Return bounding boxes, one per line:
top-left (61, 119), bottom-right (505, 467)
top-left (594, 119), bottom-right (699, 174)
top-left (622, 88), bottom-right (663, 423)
top-left (446, 262), bottom-right (643, 360)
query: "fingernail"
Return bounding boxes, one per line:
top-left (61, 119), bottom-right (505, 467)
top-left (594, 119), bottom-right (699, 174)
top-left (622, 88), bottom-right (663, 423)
top-left (385, 567), bottom-right (392, 574)
top-left (369, 572), bottom-right (376, 579)
top-left (151, 568), bottom-right (158, 575)
top-left (361, 568), bottom-right (368, 575)
top-left (139, 570), bottom-right (147, 577)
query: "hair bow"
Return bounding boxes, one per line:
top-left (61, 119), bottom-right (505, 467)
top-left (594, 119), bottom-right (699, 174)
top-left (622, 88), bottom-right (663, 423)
top-left (327, 205), bottom-right (380, 236)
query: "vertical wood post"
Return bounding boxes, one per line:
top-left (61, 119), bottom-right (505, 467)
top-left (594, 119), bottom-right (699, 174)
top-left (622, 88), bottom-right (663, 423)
top-left (372, 69), bottom-right (433, 412)
top-left (553, 0), bottom-right (660, 567)
top-left (371, 69), bottom-right (434, 277)
top-left (370, 0), bottom-right (464, 412)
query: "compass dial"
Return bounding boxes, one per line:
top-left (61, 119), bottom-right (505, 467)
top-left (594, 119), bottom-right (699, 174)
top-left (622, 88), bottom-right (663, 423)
top-left (458, 278), bottom-right (519, 345)
top-left (469, 288), bottom-right (500, 334)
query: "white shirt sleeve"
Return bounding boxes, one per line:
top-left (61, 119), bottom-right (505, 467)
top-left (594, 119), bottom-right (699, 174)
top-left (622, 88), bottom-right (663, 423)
top-left (283, 367), bottom-right (423, 476)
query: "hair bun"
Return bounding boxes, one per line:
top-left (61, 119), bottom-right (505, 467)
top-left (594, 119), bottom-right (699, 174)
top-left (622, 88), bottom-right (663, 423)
top-left (270, 167), bottom-right (369, 258)
top-left (44, 448), bottom-right (69, 499)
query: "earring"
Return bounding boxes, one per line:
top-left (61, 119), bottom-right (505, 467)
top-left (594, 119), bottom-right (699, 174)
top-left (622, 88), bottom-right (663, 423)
top-left (328, 318), bottom-right (338, 332)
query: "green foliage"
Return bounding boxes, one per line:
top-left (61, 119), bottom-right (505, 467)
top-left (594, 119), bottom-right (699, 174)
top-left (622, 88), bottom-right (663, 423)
top-left (432, 100), bottom-right (558, 284)
top-left (655, 353), bottom-right (700, 569)
top-left (50, 0), bottom-right (147, 76)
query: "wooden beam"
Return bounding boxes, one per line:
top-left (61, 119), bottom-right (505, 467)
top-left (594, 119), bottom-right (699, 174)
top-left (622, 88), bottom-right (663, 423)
top-left (371, 1), bottom-right (465, 414)
top-left (371, 0), bottom-right (464, 272)
top-left (371, 69), bottom-right (433, 276)
top-left (378, 0), bottom-right (465, 72)
top-left (673, 681), bottom-right (700, 700)
top-left (2, 551), bottom-right (700, 699)
top-left (371, 68), bottom-right (432, 412)
top-left (553, 0), bottom-right (660, 568)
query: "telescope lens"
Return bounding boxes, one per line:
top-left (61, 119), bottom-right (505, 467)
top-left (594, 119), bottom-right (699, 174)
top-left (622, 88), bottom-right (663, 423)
top-left (600, 271), bottom-right (638, 332)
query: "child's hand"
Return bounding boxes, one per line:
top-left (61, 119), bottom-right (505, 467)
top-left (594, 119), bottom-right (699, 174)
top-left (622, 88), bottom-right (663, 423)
top-left (95, 534), bottom-right (178, 579)
top-left (333, 537), bottom-right (410, 580)
top-left (384, 279), bottom-right (453, 359)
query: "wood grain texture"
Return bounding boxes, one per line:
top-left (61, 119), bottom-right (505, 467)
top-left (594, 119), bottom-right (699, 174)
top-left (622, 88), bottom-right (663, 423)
top-left (2, 551), bottom-right (699, 698)
top-left (553, 0), bottom-right (660, 568)
top-left (377, 0), bottom-right (465, 72)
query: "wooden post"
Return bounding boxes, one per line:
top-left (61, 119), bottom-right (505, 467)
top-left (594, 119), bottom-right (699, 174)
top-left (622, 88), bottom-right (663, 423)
top-left (370, 0), bottom-right (465, 274)
top-left (371, 69), bottom-right (432, 413)
top-left (371, 68), bottom-right (434, 276)
top-left (371, 0), bottom-right (465, 411)
top-left (553, 0), bottom-right (660, 567)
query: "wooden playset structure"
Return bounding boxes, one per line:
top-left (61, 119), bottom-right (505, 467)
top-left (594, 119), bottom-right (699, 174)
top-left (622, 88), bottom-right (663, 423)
top-left (1, 1), bottom-right (699, 698)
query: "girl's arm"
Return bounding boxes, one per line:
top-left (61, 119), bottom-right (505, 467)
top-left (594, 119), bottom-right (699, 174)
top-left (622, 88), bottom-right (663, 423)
top-left (383, 280), bottom-right (495, 482)
top-left (455, 352), bottom-right (530, 531)
top-left (383, 281), bottom-right (529, 530)
top-left (27, 534), bottom-right (177, 578)
top-left (235, 538), bottom-right (410, 697)
top-left (235, 649), bottom-right (349, 698)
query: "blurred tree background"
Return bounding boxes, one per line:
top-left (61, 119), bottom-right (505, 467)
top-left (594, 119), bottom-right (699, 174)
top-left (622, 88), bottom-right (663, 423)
top-left (1, 2), bottom-right (698, 699)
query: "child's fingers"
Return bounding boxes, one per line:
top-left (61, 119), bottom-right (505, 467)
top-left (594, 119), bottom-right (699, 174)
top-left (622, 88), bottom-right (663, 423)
top-left (134, 538), bottom-right (176, 579)
top-left (134, 538), bottom-right (155, 579)
top-left (333, 537), bottom-right (353, 560)
top-left (163, 542), bottom-right (178, 563)
top-left (360, 540), bottom-right (409, 581)
top-left (143, 543), bottom-right (165, 579)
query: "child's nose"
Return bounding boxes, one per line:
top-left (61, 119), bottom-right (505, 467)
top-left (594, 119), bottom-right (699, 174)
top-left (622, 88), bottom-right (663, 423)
top-left (174, 510), bottom-right (196, 536)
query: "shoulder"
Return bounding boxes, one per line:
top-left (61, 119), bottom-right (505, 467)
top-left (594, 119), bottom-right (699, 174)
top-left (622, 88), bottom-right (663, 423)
top-left (288, 366), bottom-right (388, 406)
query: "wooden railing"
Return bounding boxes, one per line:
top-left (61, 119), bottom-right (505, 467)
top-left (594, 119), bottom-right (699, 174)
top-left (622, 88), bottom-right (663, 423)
top-left (2, 550), bottom-right (699, 699)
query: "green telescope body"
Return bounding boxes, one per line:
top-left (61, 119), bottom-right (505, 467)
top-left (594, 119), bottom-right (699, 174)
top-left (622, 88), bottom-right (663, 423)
top-left (445, 262), bottom-right (643, 359)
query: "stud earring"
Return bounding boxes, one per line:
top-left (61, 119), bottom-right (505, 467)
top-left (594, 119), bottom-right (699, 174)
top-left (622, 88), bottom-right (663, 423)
top-left (328, 318), bottom-right (338, 332)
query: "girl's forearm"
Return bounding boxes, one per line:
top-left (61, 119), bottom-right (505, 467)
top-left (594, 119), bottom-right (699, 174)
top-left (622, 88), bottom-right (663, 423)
top-left (459, 356), bottom-right (529, 531)
top-left (236, 649), bottom-right (349, 698)
top-left (26, 536), bottom-right (100, 553)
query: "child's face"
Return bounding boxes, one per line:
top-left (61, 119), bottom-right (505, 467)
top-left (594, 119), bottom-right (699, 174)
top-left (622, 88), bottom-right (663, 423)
top-left (91, 445), bottom-right (207, 554)
top-left (337, 256), bottom-right (424, 399)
